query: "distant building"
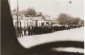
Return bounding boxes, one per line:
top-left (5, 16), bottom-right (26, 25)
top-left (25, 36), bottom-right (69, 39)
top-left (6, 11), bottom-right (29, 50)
top-left (12, 14), bottom-right (55, 28)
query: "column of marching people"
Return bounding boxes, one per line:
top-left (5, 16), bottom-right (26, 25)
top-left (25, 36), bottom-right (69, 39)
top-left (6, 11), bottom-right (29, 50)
top-left (15, 24), bottom-right (53, 37)
top-left (15, 25), bottom-right (33, 37)
top-left (15, 24), bottom-right (83, 37)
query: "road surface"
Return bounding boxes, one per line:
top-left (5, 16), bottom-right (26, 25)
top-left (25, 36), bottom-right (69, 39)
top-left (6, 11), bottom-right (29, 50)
top-left (18, 27), bottom-right (84, 49)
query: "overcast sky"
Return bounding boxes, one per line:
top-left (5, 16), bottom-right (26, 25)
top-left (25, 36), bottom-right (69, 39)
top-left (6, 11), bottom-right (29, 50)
top-left (9, 0), bottom-right (84, 19)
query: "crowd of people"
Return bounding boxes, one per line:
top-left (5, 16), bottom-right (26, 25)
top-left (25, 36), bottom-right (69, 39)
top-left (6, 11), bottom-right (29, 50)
top-left (15, 24), bottom-right (82, 37)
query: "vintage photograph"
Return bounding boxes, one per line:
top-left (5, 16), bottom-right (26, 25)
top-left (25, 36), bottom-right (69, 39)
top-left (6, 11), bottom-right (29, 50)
top-left (1, 0), bottom-right (84, 55)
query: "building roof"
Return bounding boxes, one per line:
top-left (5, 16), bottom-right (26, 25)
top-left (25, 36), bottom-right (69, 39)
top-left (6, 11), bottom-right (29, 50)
top-left (42, 15), bottom-right (55, 21)
top-left (12, 15), bottom-right (45, 21)
top-left (23, 17), bottom-right (45, 21)
top-left (12, 14), bottom-right (55, 21)
top-left (12, 15), bottom-right (22, 20)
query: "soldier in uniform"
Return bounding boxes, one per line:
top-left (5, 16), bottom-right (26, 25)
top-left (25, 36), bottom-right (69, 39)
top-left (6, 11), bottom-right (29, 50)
top-left (18, 26), bottom-right (23, 37)
top-left (20, 26), bottom-right (23, 37)
top-left (16, 26), bottom-right (20, 37)
top-left (27, 24), bottom-right (33, 36)
top-left (23, 26), bottom-right (27, 36)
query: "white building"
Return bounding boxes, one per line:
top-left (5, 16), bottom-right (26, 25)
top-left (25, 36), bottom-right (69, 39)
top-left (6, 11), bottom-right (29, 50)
top-left (12, 14), bottom-right (55, 28)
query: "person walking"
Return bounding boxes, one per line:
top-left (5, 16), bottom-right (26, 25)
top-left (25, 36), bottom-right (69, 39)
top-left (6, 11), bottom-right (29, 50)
top-left (16, 26), bottom-right (20, 37)
top-left (23, 26), bottom-right (27, 36)
top-left (19, 26), bottom-right (23, 37)
top-left (27, 25), bottom-right (33, 36)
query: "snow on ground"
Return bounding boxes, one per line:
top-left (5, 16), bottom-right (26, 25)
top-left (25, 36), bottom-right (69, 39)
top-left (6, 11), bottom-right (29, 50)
top-left (18, 27), bottom-right (84, 48)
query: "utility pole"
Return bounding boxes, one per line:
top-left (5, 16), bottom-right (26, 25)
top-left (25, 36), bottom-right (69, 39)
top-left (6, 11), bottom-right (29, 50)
top-left (16, 0), bottom-right (19, 37)
top-left (17, 0), bottom-right (19, 27)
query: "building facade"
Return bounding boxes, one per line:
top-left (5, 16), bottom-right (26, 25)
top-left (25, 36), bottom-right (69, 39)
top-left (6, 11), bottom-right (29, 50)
top-left (12, 15), bottom-right (54, 28)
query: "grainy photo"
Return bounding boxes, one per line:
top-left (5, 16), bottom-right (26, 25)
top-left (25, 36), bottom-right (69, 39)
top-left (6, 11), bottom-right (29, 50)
top-left (1, 0), bottom-right (84, 55)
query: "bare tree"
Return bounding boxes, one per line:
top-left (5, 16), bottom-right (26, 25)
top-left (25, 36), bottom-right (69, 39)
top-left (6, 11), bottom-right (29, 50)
top-left (57, 13), bottom-right (70, 25)
top-left (24, 7), bottom-right (36, 17)
top-left (57, 13), bottom-right (83, 27)
top-left (73, 17), bottom-right (81, 25)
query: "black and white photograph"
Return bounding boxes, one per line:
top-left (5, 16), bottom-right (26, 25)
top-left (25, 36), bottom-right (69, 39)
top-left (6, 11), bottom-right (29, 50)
top-left (1, 0), bottom-right (84, 55)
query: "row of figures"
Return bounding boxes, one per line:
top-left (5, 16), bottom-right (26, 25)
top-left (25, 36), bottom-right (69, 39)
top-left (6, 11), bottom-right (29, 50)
top-left (15, 24), bottom-right (83, 37)
top-left (15, 25), bottom-right (33, 37)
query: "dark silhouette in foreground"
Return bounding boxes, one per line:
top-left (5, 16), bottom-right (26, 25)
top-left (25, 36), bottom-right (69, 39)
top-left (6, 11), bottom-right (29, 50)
top-left (1, 0), bottom-right (84, 55)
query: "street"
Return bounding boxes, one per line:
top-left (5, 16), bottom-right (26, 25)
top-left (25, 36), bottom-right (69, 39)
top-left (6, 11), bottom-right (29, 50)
top-left (18, 27), bottom-right (84, 48)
